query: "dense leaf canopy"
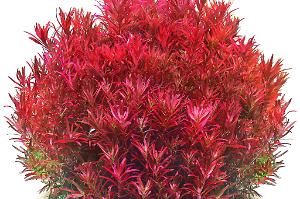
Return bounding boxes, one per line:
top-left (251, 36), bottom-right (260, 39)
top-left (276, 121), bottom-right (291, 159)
top-left (7, 0), bottom-right (292, 198)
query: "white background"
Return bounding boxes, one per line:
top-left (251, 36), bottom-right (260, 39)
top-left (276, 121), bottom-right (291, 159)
top-left (0, 1), bottom-right (299, 198)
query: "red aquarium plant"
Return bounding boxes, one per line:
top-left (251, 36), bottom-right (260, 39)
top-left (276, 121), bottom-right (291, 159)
top-left (6, 0), bottom-right (294, 198)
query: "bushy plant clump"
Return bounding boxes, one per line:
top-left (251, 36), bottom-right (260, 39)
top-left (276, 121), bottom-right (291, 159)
top-left (7, 0), bottom-right (293, 198)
